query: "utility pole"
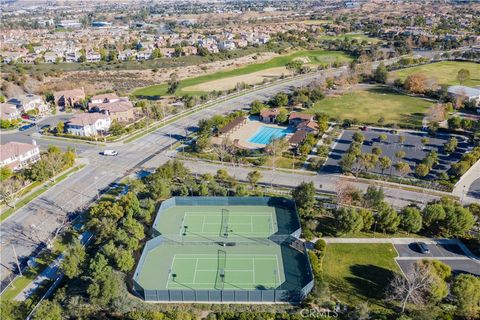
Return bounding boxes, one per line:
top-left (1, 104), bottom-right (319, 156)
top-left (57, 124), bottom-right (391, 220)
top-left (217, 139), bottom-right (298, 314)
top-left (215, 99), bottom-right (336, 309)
top-left (12, 244), bottom-right (22, 276)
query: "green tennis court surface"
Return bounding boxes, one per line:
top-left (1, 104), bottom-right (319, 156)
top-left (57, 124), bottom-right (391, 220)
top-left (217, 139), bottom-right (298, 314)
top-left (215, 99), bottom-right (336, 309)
top-left (167, 253), bottom-right (283, 290)
top-left (157, 205), bottom-right (278, 240)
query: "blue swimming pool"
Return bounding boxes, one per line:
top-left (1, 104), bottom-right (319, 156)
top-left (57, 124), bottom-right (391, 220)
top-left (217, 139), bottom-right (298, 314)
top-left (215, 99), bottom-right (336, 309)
top-left (248, 126), bottom-right (294, 145)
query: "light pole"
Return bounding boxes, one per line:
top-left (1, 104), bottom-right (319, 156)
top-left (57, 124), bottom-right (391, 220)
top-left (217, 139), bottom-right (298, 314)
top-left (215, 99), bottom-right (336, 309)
top-left (12, 244), bottom-right (22, 276)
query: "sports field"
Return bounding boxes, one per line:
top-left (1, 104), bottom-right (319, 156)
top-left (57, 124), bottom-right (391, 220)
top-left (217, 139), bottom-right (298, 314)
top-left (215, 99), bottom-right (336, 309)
top-left (132, 50), bottom-right (352, 97)
top-left (308, 85), bottom-right (432, 127)
top-left (155, 205), bottom-right (278, 241)
top-left (388, 61), bottom-right (480, 87)
top-left (134, 197), bottom-right (312, 302)
top-left (167, 252), bottom-right (282, 290)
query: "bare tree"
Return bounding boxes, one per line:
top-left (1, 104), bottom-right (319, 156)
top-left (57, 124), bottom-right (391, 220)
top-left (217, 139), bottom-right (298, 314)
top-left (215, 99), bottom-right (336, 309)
top-left (212, 137), bottom-right (234, 165)
top-left (386, 263), bottom-right (434, 313)
top-left (265, 137), bottom-right (289, 171)
top-left (0, 178), bottom-right (22, 208)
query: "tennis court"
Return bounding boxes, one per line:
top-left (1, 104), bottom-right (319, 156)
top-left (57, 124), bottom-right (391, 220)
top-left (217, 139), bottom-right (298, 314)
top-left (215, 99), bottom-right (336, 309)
top-left (156, 205), bottom-right (278, 240)
top-left (180, 210), bottom-right (274, 237)
top-left (167, 252), bottom-right (282, 290)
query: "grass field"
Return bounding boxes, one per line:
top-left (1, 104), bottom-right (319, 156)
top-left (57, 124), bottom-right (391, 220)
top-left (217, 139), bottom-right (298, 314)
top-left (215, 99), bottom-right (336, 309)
top-left (133, 50), bottom-right (352, 97)
top-left (309, 85), bottom-right (432, 127)
top-left (323, 244), bottom-right (400, 309)
top-left (388, 61), bottom-right (480, 87)
top-left (318, 33), bottom-right (382, 44)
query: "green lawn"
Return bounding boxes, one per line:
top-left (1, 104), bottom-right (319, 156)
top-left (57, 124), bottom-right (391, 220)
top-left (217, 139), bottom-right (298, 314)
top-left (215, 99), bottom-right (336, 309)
top-left (323, 244), bottom-right (400, 309)
top-left (318, 33), bottom-right (382, 44)
top-left (132, 50), bottom-right (353, 97)
top-left (309, 86), bottom-right (432, 127)
top-left (388, 61), bottom-right (480, 87)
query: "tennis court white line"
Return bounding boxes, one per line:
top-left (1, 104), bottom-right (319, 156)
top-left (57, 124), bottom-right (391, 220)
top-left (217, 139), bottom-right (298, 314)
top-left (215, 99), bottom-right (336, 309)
top-left (192, 258), bottom-right (199, 283)
top-left (168, 283), bottom-right (278, 286)
top-left (201, 216), bottom-right (206, 232)
top-left (196, 269), bottom-right (254, 272)
top-left (166, 255), bottom-right (177, 289)
top-left (173, 254), bottom-right (278, 258)
top-left (252, 257), bottom-right (256, 283)
top-left (275, 256), bottom-right (281, 285)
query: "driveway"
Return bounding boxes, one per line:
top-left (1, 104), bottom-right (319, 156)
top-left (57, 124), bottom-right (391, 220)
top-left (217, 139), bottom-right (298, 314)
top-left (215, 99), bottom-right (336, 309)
top-left (394, 242), bottom-right (480, 276)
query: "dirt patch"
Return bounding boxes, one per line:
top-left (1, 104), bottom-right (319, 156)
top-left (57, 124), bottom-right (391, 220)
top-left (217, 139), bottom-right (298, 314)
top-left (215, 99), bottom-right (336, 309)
top-left (183, 67), bottom-right (293, 92)
top-left (36, 52), bottom-right (279, 95)
top-left (293, 56), bottom-right (311, 64)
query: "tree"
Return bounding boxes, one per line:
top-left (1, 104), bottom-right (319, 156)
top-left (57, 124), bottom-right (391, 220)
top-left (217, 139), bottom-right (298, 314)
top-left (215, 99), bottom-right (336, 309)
top-left (56, 121), bottom-right (65, 134)
top-left (352, 132), bottom-right (365, 144)
top-left (395, 161), bottom-right (411, 177)
top-left (286, 60), bottom-right (304, 74)
top-left (456, 68), bottom-right (471, 85)
top-left (451, 274), bottom-right (480, 319)
top-left (250, 100), bottom-right (266, 115)
top-left (415, 163), bottom-right (430, 178)
top-left (399, 207), bottom-right (422, 233)
top-left (358, 208), bottom-right (374, 231)
top-left (265, 137), bottom-right (289, 169)
top-left (372, 146), bottom-right (382, 156)
top-left (276, 108), bottom-right (289, 123)
top-left (32, 300), bottom-right (62, 320)
top-left (247, 170), bottom-right (261, 188)
top-left (376, 202), bottom-right (400, 233)
top-left (386, 262), bottom-right (435, 313)
top-left (398, 135), bottom-right (405, 145)
top-left (443, 137), bottom-right (458, 154)
top-left (0, 167), bottom-right (12, 182)
top-left (448, 117), bottom-right (462, 130)
top-left (378, 134), bottom-right (388, 142)
top-left (395, 150), bottom-right (406, 160)
top-left (442, 206), bottom-right (475, 237)
top-left (167, 73), bottom-right (179, 94)
top-left (373, 62), bottom-right (388, 83)
top-left (363, 186), bottom-right (384, 209)
top-left (61, 239), bottom-right (86, 279)
top-left (0, 178), bottom-right (22, 208)
top-left (417, 260), bottom-right (451, 303)
top-left (114, 249), bottom-right (135, 272)
top-left (272, 92), bottom-right (288, 107)
top-left (404, 73), bottom-right (428, 94)
top-left (339, 152), bottom-right (357, 173)
top-left (334, 207), bottom-right (363, 234)
top-left (379, 156), bottom-right (392, 175)
top-left (422, 203), bottom-right (446, 231)
top-left (291, 182), bottom-right (316, 216)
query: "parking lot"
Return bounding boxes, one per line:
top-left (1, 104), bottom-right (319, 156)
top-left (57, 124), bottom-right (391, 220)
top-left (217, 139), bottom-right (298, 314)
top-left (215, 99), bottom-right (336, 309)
top-left (321, 128), bottom-right (470, 179)
top-left (394, 242), bottom-right (480, 276)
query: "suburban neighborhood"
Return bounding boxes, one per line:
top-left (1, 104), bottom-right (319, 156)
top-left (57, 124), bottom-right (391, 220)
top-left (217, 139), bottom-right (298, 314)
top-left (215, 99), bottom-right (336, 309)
top-left (0, 1), bottom-right (479, 320)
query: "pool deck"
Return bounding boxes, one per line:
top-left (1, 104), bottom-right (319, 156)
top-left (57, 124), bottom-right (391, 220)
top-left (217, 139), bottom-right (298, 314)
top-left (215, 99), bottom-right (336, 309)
top-left (217, 119), bottom-right (293, 150)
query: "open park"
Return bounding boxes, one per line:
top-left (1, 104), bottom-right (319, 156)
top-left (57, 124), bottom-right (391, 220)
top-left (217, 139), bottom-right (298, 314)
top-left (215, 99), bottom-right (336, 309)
top-left (308, 85), bottom-right (433, 127)
top-left (388, 61), bottom-right (480, 87)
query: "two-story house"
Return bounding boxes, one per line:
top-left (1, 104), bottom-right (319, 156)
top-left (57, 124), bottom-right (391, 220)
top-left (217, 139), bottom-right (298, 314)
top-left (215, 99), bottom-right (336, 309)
top-left (7, 94), bottom-right (49, 114)
top-left (66, 113), bottom-right (111, 136)
top-left (0, 141), bottom-right (41, 171)
top-left (54, 88), bottom-right (86, 109)
top-left (0, 103), bottom-right (21, 120)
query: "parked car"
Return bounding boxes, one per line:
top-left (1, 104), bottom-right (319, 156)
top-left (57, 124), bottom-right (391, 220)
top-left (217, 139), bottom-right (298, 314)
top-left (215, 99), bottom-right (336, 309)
top-left (417, 242), bottom-right (430, 254)
top-left (360, 126), bottom-right (368, 131)
top-left (21, 114), bottom-right (30, 120)
top-left (19, 123), bottom-right (35, 131)
top-left (102, 150), bottom-right (118, 156)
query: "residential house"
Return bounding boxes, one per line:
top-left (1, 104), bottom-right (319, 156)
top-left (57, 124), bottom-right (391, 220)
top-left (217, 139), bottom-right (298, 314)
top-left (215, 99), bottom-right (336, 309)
top-left (288, 130), bottom-right (307, 149)
top-left (86, 51), bottom-right (101, 62)
top-left (447, 85), bottom-right (480, 109)
top-left (90, 98), bottom-right (135, 123)
top-left (118, 49), bottom-right (136, 61)
top-left (296, 120), bottom-right (319, 134)
top-left (159, 48), bottom-right (175, 58)
top-left (1, 51), bottom-right (23, 64)
top-left (0, 141), bottom-right (41, 171)
top-left (44, 52), bottom-right (60, 63)
top-left (0, 103), bottom-right (21, 120)
top-left (54, 88), bottom-right (86, 108)
top-left (218, 41), bottom-right (236, 51)
top-left (137, 50), bottom-right (152, 60)
top-left (259, 108), bottom-right (280, 123)
top-left (234, 39), bottom-right (248, 48)
top-left (22, 54), bottom-right (39, 64)
top-left (8, 94), bottom-right (49, 114)
top-left (65, 51), bottom-right (81, 63)
top-left (90, 93), bottom-right (120, 105)
top-left (289, 112), bottom-right (314, 126)
top-left (66, 113), bottom-right (111, 137)
top-left (182, 46), bottom-right (197, 56)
